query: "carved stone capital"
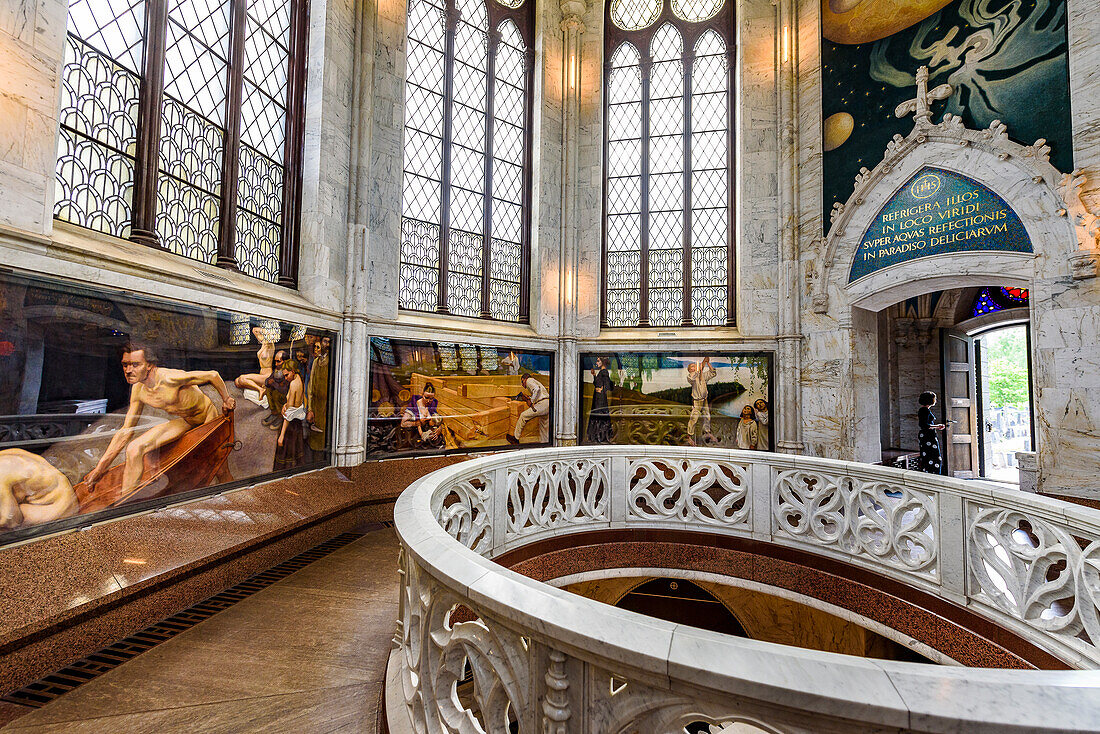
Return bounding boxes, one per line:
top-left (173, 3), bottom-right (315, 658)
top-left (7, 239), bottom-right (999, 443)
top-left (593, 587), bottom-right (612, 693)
top-left (1070, 251), bottom-right (1099, 280)
top-left (560, 15), bottom-right (585, 33)
top-left (1057, 170), bottom-right (1100, 279)
top-left (560, 0), bottom-right (587, 32)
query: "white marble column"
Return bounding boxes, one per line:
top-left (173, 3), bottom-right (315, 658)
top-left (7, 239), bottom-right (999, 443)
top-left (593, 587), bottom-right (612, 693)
top-left (333, 0), bottom-right (380, 466)
top-left (775, 0), bottom-right (804, 454)
top-left (554, 0), bottom-right (587, 446)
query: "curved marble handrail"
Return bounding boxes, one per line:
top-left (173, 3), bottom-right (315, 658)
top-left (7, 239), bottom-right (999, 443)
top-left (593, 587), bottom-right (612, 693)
top-left (389, 447), bottom-right (1100, 733)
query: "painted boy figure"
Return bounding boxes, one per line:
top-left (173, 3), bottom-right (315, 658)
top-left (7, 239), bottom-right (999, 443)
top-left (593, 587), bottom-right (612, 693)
top-left (685, 356), bottom-right (716, 445)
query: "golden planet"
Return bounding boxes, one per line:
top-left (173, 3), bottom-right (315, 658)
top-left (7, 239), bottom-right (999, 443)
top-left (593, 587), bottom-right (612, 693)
top-left (823, 112), bottom-right (855, 152)
top-left (822, 0), bottom-right (955, 45)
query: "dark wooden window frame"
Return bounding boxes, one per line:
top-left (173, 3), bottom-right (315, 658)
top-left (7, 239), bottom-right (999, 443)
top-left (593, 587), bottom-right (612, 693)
top-left (600, 0), bottom-right (737, 328)
top-left (397, 0), bottom-right (536, 323)
top-left (61, 0), bottom-right (308, 288)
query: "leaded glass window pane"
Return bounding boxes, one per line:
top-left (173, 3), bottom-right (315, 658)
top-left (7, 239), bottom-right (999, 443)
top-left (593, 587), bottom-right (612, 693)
top-left (400, 0), bottom-right (447, 312)
top-left (398, 0), bottom-right (533, 322)
top-left (235, 0), bottom-right (293, 281)
top-left (610, 0), bottom-right (660, 31)
top-left (55, 0), bottom-right (305, 285)
top-left (488, 19), bottom-right (527, 321)
top-left (602, 0), bottom-right (734, 327)
top-left (155, 0), bottom-right (229, 265)
top-left (605, 43), bottom-right (642, 328)
top-left (647, 25), bottom-right (684, 327)
top-left (690, 29), bottom-right (728, 325)
top-left (55, 1), bottom-right (144, 238)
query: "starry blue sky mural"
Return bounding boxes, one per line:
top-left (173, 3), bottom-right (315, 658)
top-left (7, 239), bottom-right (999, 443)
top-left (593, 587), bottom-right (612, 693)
top-left (821, 0), bottom-right (1073, 233)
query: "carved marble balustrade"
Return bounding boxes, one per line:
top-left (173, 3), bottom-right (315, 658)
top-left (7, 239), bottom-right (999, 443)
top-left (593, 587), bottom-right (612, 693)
top-left (386, 446), bottom-right (1100, 733)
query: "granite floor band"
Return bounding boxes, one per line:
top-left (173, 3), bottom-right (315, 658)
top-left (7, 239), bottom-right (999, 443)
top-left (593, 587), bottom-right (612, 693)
top-left (0, 528), bottom-right (403, 733)
top-left (1, 531), bottom-right (369, 712)
top-left (0, 456), bottom-right (465, 696)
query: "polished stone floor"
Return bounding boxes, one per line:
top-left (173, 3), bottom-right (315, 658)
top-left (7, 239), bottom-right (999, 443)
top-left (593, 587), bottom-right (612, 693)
top-left (0, 528), bottom-right (400, 733)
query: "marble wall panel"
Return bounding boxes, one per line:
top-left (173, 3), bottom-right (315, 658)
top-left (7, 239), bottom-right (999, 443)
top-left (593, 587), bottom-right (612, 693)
top-left (0, 0), bottom-right (65, 235)
top-left (298, 0), bottom-right (356, 313)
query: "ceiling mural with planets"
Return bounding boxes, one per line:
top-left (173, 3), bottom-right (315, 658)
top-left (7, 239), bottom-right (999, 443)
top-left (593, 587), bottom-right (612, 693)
top-left (821, 0), bottom-right (1073, 233)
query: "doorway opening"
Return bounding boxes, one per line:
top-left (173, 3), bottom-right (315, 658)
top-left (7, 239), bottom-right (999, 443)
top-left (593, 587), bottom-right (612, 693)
top-left (974, 324), bottom-right (1033, 483)
top-left (875, 286), bottom-right (1033, 484)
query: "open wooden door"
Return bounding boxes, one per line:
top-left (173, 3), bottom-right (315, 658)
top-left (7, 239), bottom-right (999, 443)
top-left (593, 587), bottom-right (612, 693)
top-left (941, 329), bottom-right (979, 478)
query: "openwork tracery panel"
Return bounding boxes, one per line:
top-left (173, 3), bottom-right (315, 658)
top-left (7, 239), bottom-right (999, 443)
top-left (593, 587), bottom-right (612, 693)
top-left (603, 0), bottom-right (734, 327)
top-left (968, 505), bottom-right (1100, 662)
top-left (506, 459), bottom-right (610, 540)
top-left (772, 468), bottom-right (939, 578)
top-left (399, 0), bottom-right (533, 322)
top-left (397, 549), bottom-right (532, 733)
top-left (55, 0), bottom-right (305, 285)
top-left (628, 457), bottom-right (748, 526)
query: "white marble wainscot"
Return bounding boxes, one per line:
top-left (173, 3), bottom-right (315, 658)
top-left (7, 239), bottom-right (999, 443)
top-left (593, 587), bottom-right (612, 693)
top-left (571, 0), bottom-right (602, 340)
top-left (1068, 0), bottom-right (1100, 214)
top-left (735, 0), bottom-right (781, 340)
top-left (0, 0), bottom-right (66, 235)
top-left (356, 0), bottom-right (407, 323)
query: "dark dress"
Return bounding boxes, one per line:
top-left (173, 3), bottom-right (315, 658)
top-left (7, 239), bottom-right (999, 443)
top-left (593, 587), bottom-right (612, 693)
top-left (586, 368), bottom-right (613, 443)
top-left (918, 406), bottom-right (942, 474)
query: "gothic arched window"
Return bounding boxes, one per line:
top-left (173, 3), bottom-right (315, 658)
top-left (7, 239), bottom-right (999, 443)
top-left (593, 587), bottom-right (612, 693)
top-left (55, 0), bottom-right (308, 286)
top-left (398, 0), bottom-right (534, 322)
top-left (603, 0), bottom-right (735, 327)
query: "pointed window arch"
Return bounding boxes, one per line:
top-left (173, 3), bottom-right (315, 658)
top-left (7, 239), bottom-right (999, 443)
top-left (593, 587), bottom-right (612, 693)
top-left (399, 0), bottom-right (534, 322)
top-left (603, 0), bottom-right (735, 327)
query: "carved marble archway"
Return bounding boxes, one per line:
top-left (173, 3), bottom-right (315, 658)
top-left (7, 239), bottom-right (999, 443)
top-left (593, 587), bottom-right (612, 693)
top-left (811, 68), bottom-right (1100, 318)
top-left (799, 68), bottom-right (1100, 485)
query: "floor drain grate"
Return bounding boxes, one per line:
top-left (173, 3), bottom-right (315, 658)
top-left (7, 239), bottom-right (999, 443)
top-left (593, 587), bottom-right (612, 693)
top-left (1, 531), bottom-right (365, 710)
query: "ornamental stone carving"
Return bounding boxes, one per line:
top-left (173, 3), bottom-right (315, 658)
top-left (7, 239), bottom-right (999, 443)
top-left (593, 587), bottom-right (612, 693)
top-left (814, 65), bottom-right (1098, 314)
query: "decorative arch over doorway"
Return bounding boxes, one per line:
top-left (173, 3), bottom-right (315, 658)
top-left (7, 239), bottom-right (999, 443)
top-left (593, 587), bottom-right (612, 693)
top-left (800, 67), bottom-right (1100, 496)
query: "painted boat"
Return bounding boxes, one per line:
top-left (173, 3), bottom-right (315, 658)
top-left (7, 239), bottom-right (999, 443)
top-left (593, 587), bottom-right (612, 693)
top-left (73, 414), bottom-right (235, 513)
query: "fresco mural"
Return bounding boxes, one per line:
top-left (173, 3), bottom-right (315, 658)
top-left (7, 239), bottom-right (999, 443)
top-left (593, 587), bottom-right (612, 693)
top-left (367, 337), bottom-right (554, 457)
top-left (0, 272), bottom-right (336, 545)
top-left (578, 352), bottom-right (772, 449)
top-left (821, 0), bottom-right (1073, 229)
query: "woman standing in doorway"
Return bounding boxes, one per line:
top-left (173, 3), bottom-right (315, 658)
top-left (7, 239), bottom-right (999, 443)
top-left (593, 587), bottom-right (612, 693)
top-left (918, 391), bottom-right (946, 474)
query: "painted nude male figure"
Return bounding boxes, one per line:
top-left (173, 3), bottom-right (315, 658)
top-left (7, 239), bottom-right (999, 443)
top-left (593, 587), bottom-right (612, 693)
top-left (235, 326), bottom-right (276, 396)
top-left (83, 344), bottom-right (236, 497)
top-left (0, 448), bottom-right (79, 529)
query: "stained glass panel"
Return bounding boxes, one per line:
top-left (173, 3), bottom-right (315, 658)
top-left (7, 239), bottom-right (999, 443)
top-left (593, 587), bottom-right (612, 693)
top-left (973, 288), bottom-right (1002, 317)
